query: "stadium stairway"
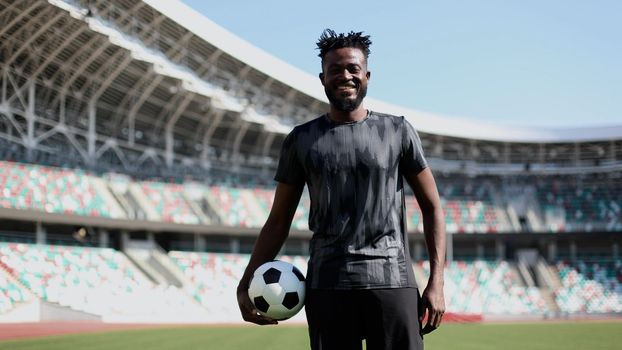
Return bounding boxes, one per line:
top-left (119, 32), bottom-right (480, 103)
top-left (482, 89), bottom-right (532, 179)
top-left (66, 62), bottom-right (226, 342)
top-left (123, 241), bottom-right (190, 288)
top-left (200, 189), bottom-right (222, 225)
top-left (182, 191), bottom-right (212, 224)
top-left (504, 185), bottom-right (545, 232)
top-left (516, 259), bottom-right (536, 287)
top-left (203, 187), bottom-right (234, 226)
top-left (514, 253), bottom-right (563, 315)
top-left (241, 190), bottom-right (269, 226)
top-left (107, 182), bottom-right (147, 220)
top-left (128, 183), bottom-right (161, 221)
top-left (489, 186), bottom-right (514, 232)
top-left (0, 263), bottom-right (34, 318)
top-left (534, 258), bottom-right (563, 315)
top-left (125, 248), bottom-right (170, 286)
top-left (538, 287), bottom-right (561, 315)
top-left (91, 178), bottom-right (127, 220)
top-left (541, 260), bottom-right (563, 290)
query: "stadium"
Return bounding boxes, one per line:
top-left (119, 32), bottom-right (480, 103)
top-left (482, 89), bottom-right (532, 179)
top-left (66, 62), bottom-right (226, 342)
top-left (0, 0), bottom-right (621, 348)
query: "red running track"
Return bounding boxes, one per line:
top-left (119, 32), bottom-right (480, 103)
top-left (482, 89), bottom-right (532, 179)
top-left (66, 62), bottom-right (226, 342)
top-left (0, 322), bottom-right (170, 340)
top-left (0, 314), bottom-right (482, 341)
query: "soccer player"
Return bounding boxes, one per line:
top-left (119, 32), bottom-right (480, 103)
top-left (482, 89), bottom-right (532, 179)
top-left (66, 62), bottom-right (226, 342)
top-left (237, 29), bottom-right (446, 350)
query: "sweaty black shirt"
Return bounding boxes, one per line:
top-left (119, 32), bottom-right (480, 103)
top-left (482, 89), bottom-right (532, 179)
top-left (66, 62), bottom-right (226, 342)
top-left (275, 110), bottom-right (428, 289)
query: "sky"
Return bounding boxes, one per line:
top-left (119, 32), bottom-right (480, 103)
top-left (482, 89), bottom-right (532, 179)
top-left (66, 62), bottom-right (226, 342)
top-left (181, 0), bottom-right (621, 128)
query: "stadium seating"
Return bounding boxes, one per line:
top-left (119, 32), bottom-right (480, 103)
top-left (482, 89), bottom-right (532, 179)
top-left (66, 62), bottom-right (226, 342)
top-left (138, 181), bottom-right (201, 224)
top-left (168, 251), bottom-right (308, 321)
top-left (406, 198), bottom-right (507, 234)
top-left (170, 251), bottom-right (552, 319)
top-left (3, 160), bottom-right (620, 235)
top-left (0, 161), bottom-right (125, 219)
top-left (405, 175), bottom-right (512, 233)
top-left (169, 251), bottom-right (248, 320)
top-left (0, 242), bottom-right (207, 322)
top-left (418, 260), bottom-right (548, 315)
top-left (251, 188), bottom-right (310, 230)
top-left (3, 241), bottom-right (622, 322)
top-left (554, 259), bottom-right (622, 313)
top-left (536, 176), bottom-right (622, 232)
top-left (205, 186), bottom-right (310, 229)
top-left (206, 186), bottom-right (265, 227)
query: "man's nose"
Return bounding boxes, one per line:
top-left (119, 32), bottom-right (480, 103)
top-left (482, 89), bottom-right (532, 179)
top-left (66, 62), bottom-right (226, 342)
top-left (338, 69), bottom-right (353, 81)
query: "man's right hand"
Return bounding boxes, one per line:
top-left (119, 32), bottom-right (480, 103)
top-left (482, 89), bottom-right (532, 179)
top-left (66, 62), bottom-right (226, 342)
top-left (236, 182), bottom-right (304, 325)
top-left (236, 284), bottom-right (278, 325)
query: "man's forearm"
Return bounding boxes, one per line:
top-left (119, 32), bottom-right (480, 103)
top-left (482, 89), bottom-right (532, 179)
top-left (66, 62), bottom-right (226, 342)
top-left (238, 221), bottom-right (290, 289)
top-left (423, 206), bottom-right (446, 282)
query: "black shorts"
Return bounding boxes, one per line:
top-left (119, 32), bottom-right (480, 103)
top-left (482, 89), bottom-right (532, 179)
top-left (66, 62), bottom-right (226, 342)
top-left (305, 287), bottom-right (424, 350)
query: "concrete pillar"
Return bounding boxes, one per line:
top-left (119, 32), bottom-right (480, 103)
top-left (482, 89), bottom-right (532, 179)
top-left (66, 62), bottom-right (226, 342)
top-left (120, 231), bottom-right (130, 251)
top-left (99, 229), bottom-right (109, 248)
top-left (87, 101), bottom-right (96, 164)
top-left (547, 241), bottom-right (558, 262)
top-left (35, 222), bottom-right (46, 244)
top-left (413, 241), bottom-right (424, 262)
top-left (496, 239), bottom-right (506, 261)
top-left (569, 241), bottom-right (577, 261)
top-left (230, 238), bottom-right (240, 254)
top-left (446, 232), bottom-right (453, 263)
top-left (194, 234), bottom-right (206, 252)
top-left (476, 243), bottom-right (485, 260)
top-left (147, 232), bottom-right (156, 247)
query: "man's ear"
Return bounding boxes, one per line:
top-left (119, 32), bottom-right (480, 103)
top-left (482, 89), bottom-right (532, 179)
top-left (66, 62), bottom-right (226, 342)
top-left (366, 71), bottom-right (371, 80)
top-left (319, 72), bottom-right (325, 85)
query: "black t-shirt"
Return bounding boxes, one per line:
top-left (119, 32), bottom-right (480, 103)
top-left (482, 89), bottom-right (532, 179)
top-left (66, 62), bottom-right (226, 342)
top-left (275, 110), bottom-right (428, 289)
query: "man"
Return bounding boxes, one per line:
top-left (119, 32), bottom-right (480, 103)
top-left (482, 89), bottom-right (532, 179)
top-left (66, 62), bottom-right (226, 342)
top-left (237, 29), bottom-right (446, 350)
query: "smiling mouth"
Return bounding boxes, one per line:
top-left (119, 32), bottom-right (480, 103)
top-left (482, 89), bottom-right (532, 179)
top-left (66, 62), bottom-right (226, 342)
top-left (336, 84), bottom-right (357, 93)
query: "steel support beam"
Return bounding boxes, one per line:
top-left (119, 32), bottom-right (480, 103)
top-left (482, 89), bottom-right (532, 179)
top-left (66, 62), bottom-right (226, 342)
top-left (165, 92), bottom-right (195, 167)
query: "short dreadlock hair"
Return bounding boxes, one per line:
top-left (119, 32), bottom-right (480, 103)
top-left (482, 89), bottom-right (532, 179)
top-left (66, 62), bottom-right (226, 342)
top-left (316, 29), bottom-right (372, 66)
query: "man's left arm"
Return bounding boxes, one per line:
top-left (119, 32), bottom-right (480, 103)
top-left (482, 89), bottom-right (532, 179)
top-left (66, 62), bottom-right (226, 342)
top-left (404, 167), bottom-right (446, 335)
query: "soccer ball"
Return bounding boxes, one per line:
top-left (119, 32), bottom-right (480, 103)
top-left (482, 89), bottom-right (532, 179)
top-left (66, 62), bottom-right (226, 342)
top-left (248, 260), bottom-right (306, 320)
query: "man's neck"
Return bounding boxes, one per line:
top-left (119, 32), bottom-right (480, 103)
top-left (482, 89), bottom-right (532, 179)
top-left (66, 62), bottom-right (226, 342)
top-left (327, 106), bottom-right (368, 123)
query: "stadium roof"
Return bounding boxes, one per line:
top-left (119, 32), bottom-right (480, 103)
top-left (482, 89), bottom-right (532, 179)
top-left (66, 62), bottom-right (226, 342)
top-left (148, 0), bottom-right (622, 143)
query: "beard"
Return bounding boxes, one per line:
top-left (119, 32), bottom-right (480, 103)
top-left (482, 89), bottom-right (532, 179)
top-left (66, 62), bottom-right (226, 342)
top-left (325, 84), bottom-right (367, 112)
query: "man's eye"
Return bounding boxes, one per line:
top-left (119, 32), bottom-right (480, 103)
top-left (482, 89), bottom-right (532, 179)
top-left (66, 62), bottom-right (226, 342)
top-left (347, 65), bottom-right (361, 74)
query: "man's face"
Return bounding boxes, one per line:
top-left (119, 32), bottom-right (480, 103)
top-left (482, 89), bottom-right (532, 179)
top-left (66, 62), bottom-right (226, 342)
top-left (320, 47), bottom-right (370, 112)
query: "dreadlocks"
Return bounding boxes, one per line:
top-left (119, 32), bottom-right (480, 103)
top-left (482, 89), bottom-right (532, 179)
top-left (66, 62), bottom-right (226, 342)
top-left (316, 29), bottom-right (372, 64)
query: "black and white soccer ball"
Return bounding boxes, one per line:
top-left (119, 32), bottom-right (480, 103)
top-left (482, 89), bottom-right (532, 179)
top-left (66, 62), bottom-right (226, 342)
top-left (248, 260), bottom-right (306, 320)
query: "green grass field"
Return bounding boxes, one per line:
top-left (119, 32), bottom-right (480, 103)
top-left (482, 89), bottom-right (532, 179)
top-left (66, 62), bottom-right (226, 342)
top-left (1, 321), bottom-right (620, 350)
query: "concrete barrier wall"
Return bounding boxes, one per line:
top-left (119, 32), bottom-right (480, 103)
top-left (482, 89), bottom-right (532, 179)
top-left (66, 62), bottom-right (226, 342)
top-left (0, 300), bottom-right (101, 323)
top-left (40, 302), bottom-right (101, 322)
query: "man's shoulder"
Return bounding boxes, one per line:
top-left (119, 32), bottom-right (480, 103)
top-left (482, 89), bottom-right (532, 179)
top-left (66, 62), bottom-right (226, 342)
top-left (369, 110), bottom-right (405, 124)
top-left (370, 110), bottom-right (400, 118)
top-left (289, 114), bottom-right (327, 134)
top-left (298, 114), bottom-right (327, 128)
top-left (282, 115), bottom-right (327, 149)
